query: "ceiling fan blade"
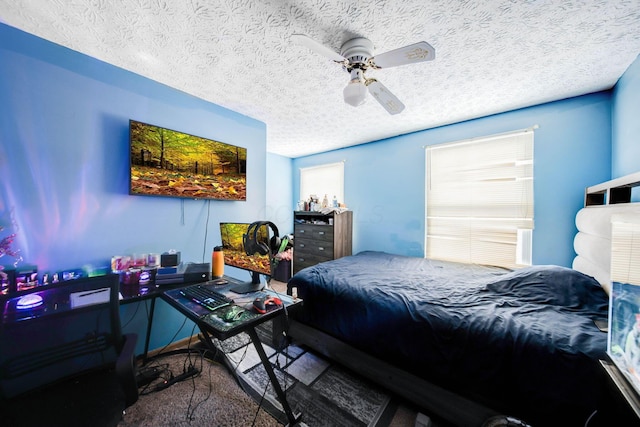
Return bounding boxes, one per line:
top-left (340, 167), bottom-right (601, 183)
top-left (291, 34), bottom-right (346, 63)
top-left (366, 79), bottom-right (405, 115)
top-left (370, 41), bottom-right (435, 69)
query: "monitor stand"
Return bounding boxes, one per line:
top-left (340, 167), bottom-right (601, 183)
top-left (230, 271), bottom-right (265, 294)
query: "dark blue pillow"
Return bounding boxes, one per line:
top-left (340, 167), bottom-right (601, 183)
top-left (485, 265), bottom-right (608, 308)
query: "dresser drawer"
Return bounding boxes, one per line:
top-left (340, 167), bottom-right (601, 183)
top-left (293, 252), bottom-right (333, 272)
top-left (294, 224), bottom-right (334, 243)
top-left (295, 239), bottom-right (334, 259)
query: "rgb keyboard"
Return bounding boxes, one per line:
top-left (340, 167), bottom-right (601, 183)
top-left (179, 285), bottom-right (233, 311)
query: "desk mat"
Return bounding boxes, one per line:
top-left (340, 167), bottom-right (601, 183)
top-left (200, 306), bottom-right (260, 332)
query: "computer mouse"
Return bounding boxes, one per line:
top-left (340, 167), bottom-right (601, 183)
top-left (253, 296), bottom-right (283, 314)
top-left (221, 305), bottom-right (244, 323)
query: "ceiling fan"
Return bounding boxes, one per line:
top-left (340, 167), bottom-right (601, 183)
top-left (291, 34), bottom-right (435, 115)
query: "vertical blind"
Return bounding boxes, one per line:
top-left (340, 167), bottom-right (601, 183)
top-left (611, 214), bottom-right (640, 285)
top-left (425, 129), bottom-right (534, 268)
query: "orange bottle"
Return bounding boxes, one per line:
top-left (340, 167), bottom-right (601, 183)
top-left (212, 246), bottom-right (224, 278)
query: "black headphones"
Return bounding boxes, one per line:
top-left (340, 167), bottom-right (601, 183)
top-left (243, 221), bottom-right (280, 256)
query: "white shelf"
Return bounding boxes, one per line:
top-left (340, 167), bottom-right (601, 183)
top-left (585, 171), bottom-right (640, 206)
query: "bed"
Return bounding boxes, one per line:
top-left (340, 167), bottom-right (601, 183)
top-left (287, 252), bottom-right (608, 426)
top-left (285, 174), bottom-right (640, 427)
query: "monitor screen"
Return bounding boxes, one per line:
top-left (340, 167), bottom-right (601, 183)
top-left (129, 119), bottom-right (247, 201)
top-left (219, 223), bottom-right (271, 293)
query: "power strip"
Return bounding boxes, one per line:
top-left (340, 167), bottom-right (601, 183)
top-left (153, 366), bottom-right (199, 391)
top-left (136, 367), bottom-right (161, 388)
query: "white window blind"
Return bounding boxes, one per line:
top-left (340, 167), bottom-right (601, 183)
top-left (611, 214), bottom-right (640, 285)
top-left (299, 162), bottom-right (344, 205)
top-left (425, 129), bottom-right (534, 268)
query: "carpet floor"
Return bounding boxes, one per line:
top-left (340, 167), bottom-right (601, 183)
top-left (118, 348), bottom-right (280, 427)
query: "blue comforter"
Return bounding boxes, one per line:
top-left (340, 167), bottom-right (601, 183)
top-left (288, 251), bottom-right (609, 426)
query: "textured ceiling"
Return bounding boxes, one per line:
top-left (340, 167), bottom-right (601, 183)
top-left (1, 1), bottom-right (639, 158)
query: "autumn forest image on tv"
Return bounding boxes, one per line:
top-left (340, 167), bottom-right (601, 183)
top-left (129, 120), bottom-right (247, 201)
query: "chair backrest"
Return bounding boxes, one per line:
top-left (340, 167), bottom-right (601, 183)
top-left (0, 274), bottom-right (123, 398)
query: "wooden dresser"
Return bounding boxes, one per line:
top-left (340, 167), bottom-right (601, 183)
top-left (292, 210), bottom-right (353, 275)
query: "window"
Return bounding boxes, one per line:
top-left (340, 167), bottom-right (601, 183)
top-left (425, 128), bottom-right (534, 268)
top-left (299, 162), bottom-right (344, 206)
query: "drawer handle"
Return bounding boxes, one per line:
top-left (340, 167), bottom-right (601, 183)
top-left (299, 244), bottom-right (305, 248)
top-left (318, 231), bottom-right (325, 235)
top-left (299, 258), bottom-right (305, 262)
top-left (299, 230), bottom-right (305, 233)
top-left (318, 247), bottom-right (325, 251)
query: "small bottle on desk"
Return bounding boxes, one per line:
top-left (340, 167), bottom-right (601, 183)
top-left (212, 246), bottom-right (224, 279)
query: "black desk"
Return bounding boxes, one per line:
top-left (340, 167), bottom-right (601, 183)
top-left (161, 279), bottom-right (303, 426)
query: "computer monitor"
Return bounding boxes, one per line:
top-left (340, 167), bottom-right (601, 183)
top-left (219, 222), bottom-right (272, 293)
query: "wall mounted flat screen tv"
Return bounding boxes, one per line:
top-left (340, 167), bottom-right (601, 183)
top-left (129, 120), bottom-right (247, 201)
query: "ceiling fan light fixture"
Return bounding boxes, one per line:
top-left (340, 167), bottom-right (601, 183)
top-left (343, 80), bottom-right (367, 107)
top-left (343, 69), bottom-right (367, 107)
top-left (293, 34), bottom-right (433, 114)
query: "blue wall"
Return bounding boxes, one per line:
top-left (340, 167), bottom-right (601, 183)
top-left (293, 93), bottom-right (613, 268)
top-left (612, 54), bottom-right (640, 180)
top-left (266, 153), bottom-right (294, 235)
top-left (0, 24), bottom-right (268, 354)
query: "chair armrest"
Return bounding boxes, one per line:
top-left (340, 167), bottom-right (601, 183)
top-left (116, 333), bottom-right (139, 407)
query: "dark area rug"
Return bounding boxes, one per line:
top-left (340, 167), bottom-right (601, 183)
top-left (212, 322), bottom-right (397, 427)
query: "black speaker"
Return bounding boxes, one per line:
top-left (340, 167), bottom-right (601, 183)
top-left (243, 221), bottom-right (280, 256)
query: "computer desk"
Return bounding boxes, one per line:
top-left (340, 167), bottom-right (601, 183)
top-left (120, 275), bottom-right (294, 361)
top-left (160, 278), bottom-right (303, 426)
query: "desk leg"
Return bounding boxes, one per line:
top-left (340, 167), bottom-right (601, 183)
top-left (246, 327), bottom-right (301, 426)
top-left (270, 317), bottom-right (288, 350)
top-left (142, 298), bottom-right (156, 363)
